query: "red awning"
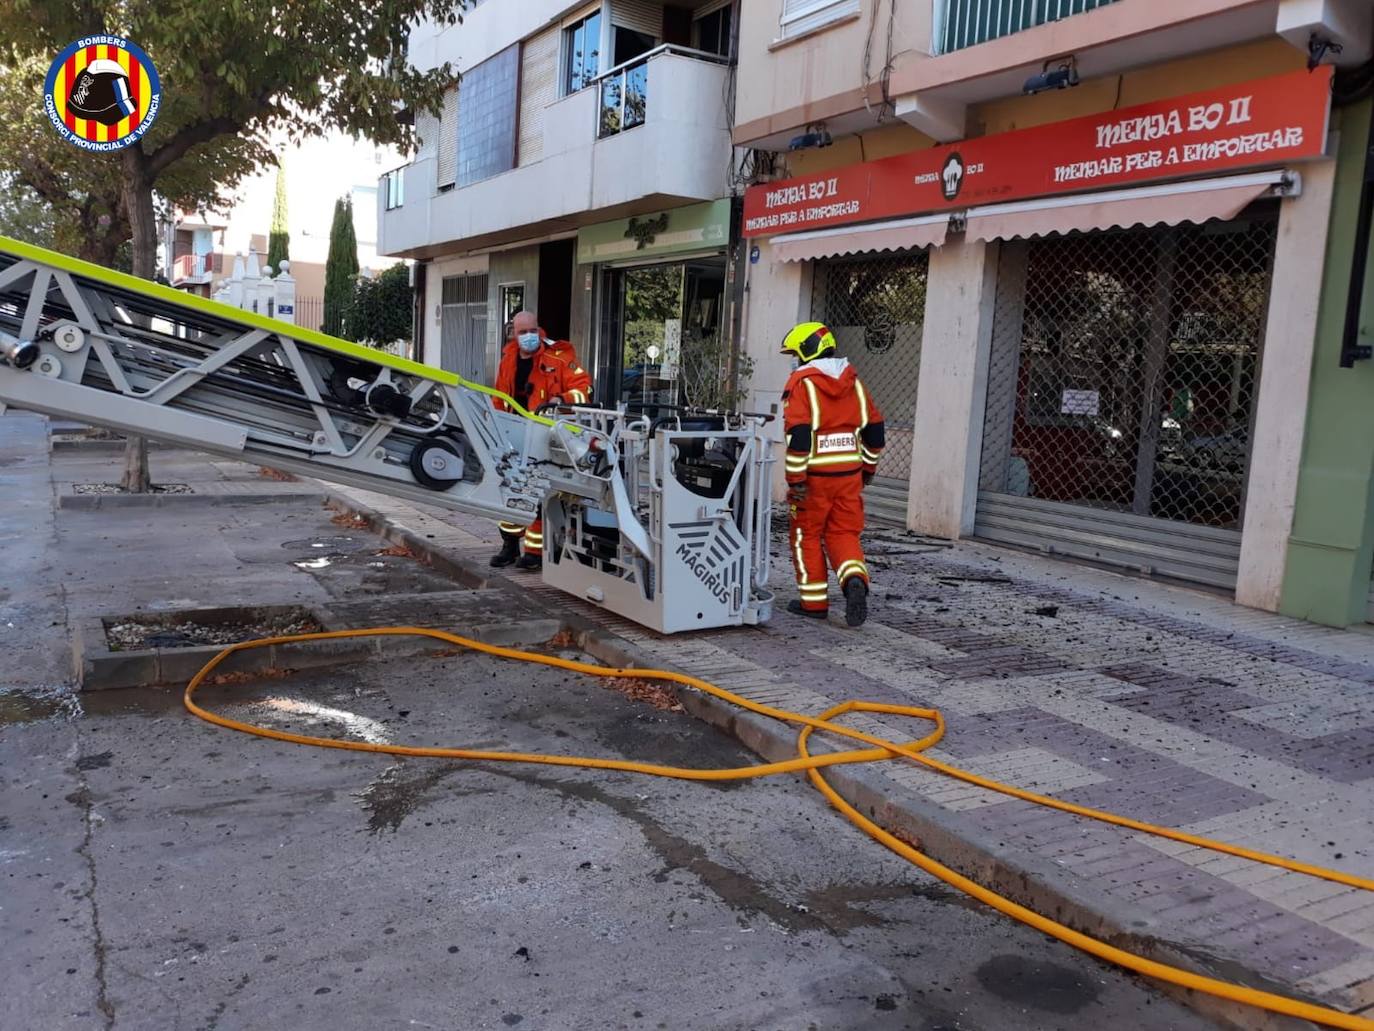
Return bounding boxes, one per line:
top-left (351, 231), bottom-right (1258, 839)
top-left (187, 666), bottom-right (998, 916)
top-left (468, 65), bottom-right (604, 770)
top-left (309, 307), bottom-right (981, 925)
top-left (962, 171), bottom-right (1296, 242)
top-left (770, 214), bottom-right (949, 263)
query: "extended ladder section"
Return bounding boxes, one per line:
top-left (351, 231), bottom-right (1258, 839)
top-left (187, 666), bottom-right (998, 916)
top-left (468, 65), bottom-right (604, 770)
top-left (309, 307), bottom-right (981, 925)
top-left (0, 236), bottom-right (774, 633)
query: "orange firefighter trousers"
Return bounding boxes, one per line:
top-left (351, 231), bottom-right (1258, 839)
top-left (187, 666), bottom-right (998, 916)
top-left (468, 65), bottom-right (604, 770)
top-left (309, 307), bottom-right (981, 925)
top-left (789, 473), bottom-right (869, 613)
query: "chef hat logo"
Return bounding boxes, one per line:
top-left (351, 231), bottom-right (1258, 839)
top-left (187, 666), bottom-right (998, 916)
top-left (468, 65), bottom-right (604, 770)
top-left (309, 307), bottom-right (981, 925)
top-left (941, 153), bottom-right (965, 202)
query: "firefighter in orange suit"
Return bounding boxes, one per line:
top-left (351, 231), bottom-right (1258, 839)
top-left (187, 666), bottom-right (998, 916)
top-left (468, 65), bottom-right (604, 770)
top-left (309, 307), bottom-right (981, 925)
top-left (780, 321), bottom-right (884, 627)
top-left (489, 310), bottom-right (592, 570)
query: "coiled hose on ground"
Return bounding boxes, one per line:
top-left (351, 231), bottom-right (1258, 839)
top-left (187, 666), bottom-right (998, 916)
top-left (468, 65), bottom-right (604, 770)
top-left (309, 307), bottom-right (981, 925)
top-left (184, 627), bottom-right (1374, 1030)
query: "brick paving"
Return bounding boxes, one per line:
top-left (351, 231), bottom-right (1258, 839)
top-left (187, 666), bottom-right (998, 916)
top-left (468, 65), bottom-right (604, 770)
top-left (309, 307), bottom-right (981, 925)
top-left (323, 484), bottom-right (1374, 1016)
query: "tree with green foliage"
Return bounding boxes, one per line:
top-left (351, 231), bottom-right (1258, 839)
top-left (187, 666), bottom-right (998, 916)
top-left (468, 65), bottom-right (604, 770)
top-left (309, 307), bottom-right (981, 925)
top-left (349, 264), bottom-right (414, 352)
top-left (323, 198), bottom-right (360, 339)
top-left (267, 161), bottom-right (289, 274)
top-left (0, 54), bottom-right (142, 267)
top-left (2, 0), bottom-right (461, 490)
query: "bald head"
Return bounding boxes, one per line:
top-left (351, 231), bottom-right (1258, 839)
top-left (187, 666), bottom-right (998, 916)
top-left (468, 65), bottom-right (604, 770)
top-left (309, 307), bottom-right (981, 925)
top-left (512, 311), bottom-right (539, 336)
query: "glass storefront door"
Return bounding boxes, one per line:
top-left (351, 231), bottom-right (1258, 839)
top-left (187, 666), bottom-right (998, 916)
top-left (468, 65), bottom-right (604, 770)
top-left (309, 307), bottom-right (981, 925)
top-left (596, 255), bottom-right (726, 417)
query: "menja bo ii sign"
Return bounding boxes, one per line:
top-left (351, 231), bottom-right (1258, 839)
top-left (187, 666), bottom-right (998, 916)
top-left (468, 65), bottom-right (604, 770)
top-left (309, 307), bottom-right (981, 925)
top-left (743, 67), bottom-right (1332, 238)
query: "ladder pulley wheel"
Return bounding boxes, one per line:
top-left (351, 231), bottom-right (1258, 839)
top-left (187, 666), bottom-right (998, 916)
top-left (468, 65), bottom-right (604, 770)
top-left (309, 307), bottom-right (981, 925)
top-left (409, 437), bottom-right (464, 490)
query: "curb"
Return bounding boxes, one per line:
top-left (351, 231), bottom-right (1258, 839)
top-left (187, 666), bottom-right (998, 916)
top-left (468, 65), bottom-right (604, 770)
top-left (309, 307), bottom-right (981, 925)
top-left (322, 492), bottom-right (492, 590)
top-left (75, 608), bottom-right (568, 691)
top-left (59, 491), bottom-right (324, 510)
top-left (319, 489), bottom-right (1326, 1031)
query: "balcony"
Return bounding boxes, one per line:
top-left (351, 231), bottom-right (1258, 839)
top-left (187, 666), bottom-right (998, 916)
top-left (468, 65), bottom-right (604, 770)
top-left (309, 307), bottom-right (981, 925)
top-left (934, 0), bottom-right (1121, 53)
top-left (379, 47), bottom-right (733, 259)
top-left (595, 46), bottom-right (728, 139)
top-left (170, 252), bottom-right (217, 286)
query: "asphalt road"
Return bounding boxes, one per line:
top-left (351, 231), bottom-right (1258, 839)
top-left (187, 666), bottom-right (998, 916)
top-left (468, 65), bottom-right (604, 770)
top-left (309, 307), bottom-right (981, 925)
top-left (0, 415), bottom-right (1217, 1030)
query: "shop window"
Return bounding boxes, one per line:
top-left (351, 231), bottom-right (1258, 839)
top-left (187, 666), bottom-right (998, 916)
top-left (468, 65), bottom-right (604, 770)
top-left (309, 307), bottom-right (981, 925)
top-left (564, 11), bottom-right (602, 94)
top-left (979, 215), bottom-right (1278, 529)
top-left (600, 259), bottom-right (729, 418)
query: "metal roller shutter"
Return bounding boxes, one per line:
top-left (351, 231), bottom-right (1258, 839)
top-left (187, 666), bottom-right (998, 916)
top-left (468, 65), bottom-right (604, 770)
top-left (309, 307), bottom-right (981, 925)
top-left (609, 0), bottom-right (662, 37)
top-left (414, 109), bottom-right (439, 160)
top-left (435, 87), bottom-right (459, 188)
top-left (519, 26), bottom-right (559, 167)
top-left (781, 0), bottom-right (860, 40)
top-left (974, 210), bottom-right (1280, 589)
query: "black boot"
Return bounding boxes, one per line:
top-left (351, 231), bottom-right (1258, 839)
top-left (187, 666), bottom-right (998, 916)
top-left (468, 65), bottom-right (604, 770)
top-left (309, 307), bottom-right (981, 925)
top-left (786, 600), bottom-right (827, 620)
top-left (490, 532), bottom-right (521, 568)
top-left (843, 577), bottom-right (869, 628)
top-left (515, 552), bottom-right (543, 571)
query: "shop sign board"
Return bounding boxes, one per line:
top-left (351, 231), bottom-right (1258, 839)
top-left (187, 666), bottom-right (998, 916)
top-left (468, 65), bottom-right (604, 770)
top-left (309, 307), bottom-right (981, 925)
top-left (578, 198), bottom-right (731, 264)
top-left (743, 68), bottom-right (1332, 238)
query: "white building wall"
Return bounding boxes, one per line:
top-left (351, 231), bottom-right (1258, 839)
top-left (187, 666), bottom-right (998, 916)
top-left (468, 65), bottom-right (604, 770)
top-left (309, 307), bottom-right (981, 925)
top-left (1235, 160), bottom-right (1339, 611)
top-left (740, 243), bottom-right (808, 499)
top-left (380, 54), bottom-right (732, 258)
top-left (408, 0), bottom-right (596, 77)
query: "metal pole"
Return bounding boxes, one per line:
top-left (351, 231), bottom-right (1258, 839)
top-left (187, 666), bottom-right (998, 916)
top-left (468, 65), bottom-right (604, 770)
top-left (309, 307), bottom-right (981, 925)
top-left (1131, 231), bottom-right (1179, 515)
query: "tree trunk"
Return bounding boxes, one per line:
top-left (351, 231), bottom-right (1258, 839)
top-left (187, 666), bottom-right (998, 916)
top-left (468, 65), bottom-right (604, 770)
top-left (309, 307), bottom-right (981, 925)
top-left (119, 149), bottom-right (158, 493)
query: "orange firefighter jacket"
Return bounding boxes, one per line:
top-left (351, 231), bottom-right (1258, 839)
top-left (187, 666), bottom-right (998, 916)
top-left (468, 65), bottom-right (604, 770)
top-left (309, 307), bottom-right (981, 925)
top-left (782, 357), bottom-right (885, 485)
top-left (493, 338), bottom-right (592, 413)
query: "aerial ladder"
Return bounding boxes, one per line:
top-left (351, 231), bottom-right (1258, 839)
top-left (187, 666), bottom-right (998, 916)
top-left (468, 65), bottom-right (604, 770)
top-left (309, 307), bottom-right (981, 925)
top-left (0, 235), bottom-right (775, 633)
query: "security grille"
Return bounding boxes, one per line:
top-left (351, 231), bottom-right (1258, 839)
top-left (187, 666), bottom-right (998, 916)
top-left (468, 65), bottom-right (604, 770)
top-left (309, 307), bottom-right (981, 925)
top-left (976, 210), bottom-right (1278, 586)
top-left (440, 273), bottom-right (489, 383)
top-left (810, 251), bottom-right (928, 484)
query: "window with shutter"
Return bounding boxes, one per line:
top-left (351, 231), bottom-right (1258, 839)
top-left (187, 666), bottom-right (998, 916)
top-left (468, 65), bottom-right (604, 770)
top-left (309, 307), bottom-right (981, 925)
top-left (435, 87), bottom-right (459, 189)
top-left (519, 25), bottom-right (559, 167)
top-left (415, 109), bottom-right (439, 160)
top-left (608, 0), bottom-right (662, 39)
top-left (779, 0), bottom-right (858, 39)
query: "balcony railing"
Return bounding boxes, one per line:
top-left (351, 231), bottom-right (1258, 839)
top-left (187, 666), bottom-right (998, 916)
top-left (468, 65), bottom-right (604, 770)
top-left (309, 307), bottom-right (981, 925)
top-left (935, 0), bottom-right (1121, 54)
top-left (171, 252), bottom-right (217, 283)
top-left (595, 44), bottom-right (730, 140)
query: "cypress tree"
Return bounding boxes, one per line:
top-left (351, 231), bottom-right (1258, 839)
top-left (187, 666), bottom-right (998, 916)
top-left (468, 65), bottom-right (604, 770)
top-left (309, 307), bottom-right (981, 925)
top-left (323, 197), bottom-right (359, 338)
top-left (267, 161), bottom-right (290, 274)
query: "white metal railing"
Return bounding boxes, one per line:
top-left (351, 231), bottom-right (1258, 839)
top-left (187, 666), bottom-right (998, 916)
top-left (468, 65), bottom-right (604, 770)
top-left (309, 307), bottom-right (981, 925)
top-left (934, 0), bottom-right (1120, 54)
top-left (593, 44), bottom-right (731, 139)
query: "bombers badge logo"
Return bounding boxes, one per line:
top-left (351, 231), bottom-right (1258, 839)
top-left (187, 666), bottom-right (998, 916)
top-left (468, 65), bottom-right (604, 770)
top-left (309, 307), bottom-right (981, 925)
top-left (44, 35), bottom-right (161, 152)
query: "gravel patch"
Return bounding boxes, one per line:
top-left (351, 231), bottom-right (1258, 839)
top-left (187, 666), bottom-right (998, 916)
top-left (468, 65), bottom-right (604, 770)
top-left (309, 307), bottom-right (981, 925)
top-left (105, 614), bottom-right (322, 652)
top-left (73, 482), bottom-right (194, 495)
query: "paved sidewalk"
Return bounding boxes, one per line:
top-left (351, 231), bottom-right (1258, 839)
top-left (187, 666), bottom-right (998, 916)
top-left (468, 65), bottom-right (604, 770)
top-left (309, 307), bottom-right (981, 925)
top-left (324, 482), bottom-right (1374, 1023)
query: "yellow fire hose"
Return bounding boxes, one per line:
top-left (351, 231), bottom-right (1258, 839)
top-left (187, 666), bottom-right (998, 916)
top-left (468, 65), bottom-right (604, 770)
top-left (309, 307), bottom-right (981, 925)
top-left (185, 627), bottom-right (1374, 1030)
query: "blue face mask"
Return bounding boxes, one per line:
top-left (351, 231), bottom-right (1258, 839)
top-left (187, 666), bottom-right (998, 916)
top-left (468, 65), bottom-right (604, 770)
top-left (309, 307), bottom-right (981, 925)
top-left (517, 332), bottom-right (541, 355)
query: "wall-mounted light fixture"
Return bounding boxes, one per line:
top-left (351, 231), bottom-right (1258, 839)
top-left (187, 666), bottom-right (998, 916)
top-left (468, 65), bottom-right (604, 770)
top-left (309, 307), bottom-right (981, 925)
top-left (789, 122), bottom-right (833, 151)
top-left (1024, 57), bottom-right (1080, 96)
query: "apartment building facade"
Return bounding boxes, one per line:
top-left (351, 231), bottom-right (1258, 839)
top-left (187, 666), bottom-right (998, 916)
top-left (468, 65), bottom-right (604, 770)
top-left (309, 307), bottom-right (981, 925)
top-left (379, 0), bottom-right (741, 414)
top-left (733, 0), bottom-right (1373, 623)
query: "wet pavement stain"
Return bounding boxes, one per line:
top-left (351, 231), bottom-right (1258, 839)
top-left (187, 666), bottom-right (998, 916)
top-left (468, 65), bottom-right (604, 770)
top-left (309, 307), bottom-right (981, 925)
top-left (0, 691), bottom-right (70, 726)
top-left (974, 953), bottom-right (1100, 1014)
top-left (486, 766), bottom-right (863, 935)
top-left (245, 696), bottom-right (391, 744)
top-left (800, 882), bottom-right (925, 932)
top-left (290, 548), bottom-right (463, 598)
top-left (357, 761), bottom-right (494, 834)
